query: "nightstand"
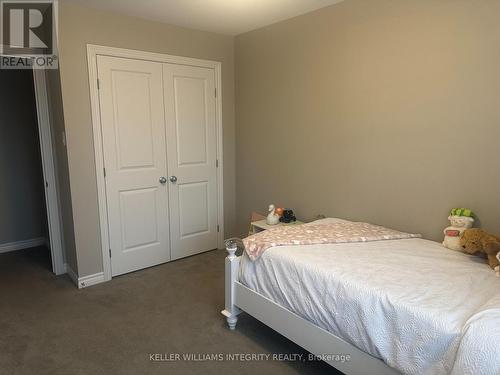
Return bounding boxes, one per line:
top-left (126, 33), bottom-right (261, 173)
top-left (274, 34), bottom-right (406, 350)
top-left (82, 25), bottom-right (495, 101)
top-left (250, 219), bottom-right (304, 235)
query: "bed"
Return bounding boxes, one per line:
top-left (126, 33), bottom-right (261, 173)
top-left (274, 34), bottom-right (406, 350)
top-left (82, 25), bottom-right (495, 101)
top-left (221, 218), bottom-right (500, 375)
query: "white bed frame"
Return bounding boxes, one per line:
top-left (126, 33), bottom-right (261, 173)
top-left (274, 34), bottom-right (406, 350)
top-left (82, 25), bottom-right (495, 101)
top-left (221, 243), bottom-right (400, 375)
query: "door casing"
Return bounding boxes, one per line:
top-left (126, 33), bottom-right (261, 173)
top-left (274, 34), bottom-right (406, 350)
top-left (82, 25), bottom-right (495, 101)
top-left (87, 44), bottom-right (224, 283)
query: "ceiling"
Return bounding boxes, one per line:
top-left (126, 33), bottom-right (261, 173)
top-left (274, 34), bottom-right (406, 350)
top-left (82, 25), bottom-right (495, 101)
top-left (67, 0), bottom-right (344, 36)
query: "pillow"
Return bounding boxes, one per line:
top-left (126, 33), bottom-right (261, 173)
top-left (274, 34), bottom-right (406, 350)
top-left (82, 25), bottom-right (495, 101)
top-left (303, 217), bottom-right (350, 226)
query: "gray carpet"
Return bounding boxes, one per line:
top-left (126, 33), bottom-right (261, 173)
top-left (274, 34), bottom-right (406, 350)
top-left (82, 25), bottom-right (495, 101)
top-left (0, 247), bottom-right (340, 375)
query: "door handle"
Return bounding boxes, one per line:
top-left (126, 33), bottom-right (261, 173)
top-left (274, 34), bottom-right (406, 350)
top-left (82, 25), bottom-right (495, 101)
top-left (169, 176), bottom-right (178, 183)
top-left (159, 176), bottom-right (167, 184)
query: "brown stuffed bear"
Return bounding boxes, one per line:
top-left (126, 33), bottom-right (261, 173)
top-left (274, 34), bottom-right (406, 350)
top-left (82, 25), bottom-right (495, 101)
top-left (460, 228), bottom-right (500, 269)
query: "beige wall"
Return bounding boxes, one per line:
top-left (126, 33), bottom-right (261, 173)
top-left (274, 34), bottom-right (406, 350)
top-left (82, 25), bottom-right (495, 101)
top-left (235, 0), bottom-right (500, 240)
top-left (0, 69), bottom-right (48, 245)
top-left (58, 1), bottom-right (235, 277)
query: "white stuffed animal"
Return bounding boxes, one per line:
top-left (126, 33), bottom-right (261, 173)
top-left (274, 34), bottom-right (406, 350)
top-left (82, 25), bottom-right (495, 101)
top-left (266, 204), bottom-right (280, 225)
top-left (443, 215), bottom-right (474, 252)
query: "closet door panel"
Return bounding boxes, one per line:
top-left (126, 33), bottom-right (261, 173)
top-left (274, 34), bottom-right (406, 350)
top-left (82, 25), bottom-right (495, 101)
top-left (163, 64), bottom-right (218, 260)
top-left (97, 56), bottom-right (171, 276)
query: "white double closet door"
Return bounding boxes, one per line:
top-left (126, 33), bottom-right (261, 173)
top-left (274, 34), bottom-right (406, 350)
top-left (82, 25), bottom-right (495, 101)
top-left (97, 56), bottom-right (218, 276)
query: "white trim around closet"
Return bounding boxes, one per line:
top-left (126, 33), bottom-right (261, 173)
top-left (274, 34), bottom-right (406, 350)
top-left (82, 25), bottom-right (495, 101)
top-left (33, 69), bottom-right (66, 276)
top-left (86, 44), bottom-right (225, 283)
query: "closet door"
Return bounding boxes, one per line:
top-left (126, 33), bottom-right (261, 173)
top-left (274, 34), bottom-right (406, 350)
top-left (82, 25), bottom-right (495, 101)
top-left (163, 64), bottom-right (218, 260)
top-left (97, 56), bottom-right (171, 276)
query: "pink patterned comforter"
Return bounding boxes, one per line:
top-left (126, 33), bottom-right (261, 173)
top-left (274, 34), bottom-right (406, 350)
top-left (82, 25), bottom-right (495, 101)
top-left (243, 220), bottom-right (421, 261)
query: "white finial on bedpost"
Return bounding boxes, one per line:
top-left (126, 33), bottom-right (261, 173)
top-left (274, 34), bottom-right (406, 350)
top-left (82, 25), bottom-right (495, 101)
top-left (226, 239), bottom-right (237, 259)
top-left (221, 238), bottom-right (241, 330)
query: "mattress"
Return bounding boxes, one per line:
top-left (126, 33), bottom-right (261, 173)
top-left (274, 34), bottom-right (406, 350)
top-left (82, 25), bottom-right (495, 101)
top-left (239, 226), bottom-right (500, 374)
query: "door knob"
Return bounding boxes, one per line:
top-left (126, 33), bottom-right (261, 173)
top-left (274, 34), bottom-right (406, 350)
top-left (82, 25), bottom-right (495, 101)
top-left (169, 176), bottom-right (178, 183)
top-left (159, 176), bottom-right (167, 184)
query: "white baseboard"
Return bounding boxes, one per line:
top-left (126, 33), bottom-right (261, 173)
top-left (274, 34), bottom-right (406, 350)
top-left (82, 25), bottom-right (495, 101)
top-left (0, 237), bottom-right (47, 254)
top-left (78, 272), bottom-right (105, 288)
top-left (64, 263), bottom-right (105, 289)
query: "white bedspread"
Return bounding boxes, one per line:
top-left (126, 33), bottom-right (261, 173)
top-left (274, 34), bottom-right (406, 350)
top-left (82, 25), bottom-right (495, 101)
top-left (239, 230), bottom-right (500, 374)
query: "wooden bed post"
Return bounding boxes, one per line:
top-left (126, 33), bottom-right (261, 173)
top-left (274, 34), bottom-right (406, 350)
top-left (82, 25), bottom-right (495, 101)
top-left (221, 239), bottom-right (241, 330)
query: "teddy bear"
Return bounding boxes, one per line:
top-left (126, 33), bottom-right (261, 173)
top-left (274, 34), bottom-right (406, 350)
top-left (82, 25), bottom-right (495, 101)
top-left (442, 208), bottom-right (475, 252)
top-left (460, 228), bottom-right (500, 274)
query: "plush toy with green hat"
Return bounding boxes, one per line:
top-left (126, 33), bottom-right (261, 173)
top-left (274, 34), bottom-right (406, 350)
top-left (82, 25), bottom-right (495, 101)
top-left (442, 208), bottom-right (475, 252)
top-left (450, 208), bottom-right (474, 218)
